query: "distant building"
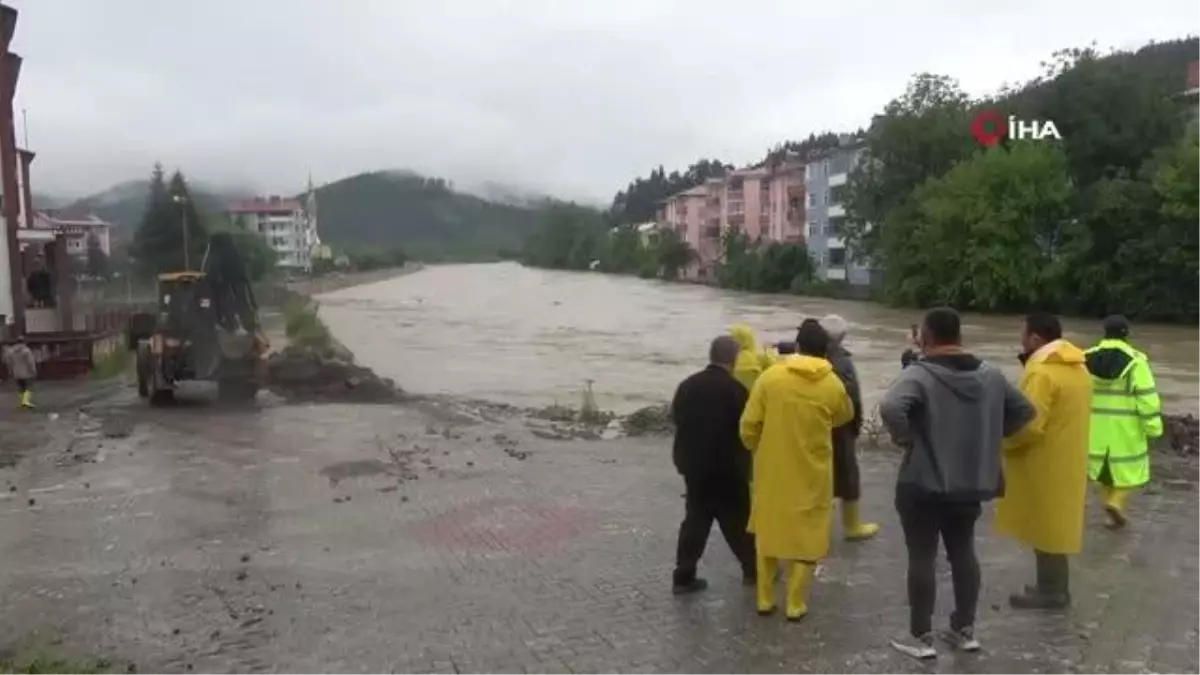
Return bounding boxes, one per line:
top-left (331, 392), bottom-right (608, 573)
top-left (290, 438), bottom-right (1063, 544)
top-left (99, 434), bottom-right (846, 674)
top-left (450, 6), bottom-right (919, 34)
top-left (1185, 61), bottom-right (1199, 98)
top-left (33, 209), bottom-right (113, 261)
top-left (657, 162), bottom-right (805, 282)
top-left (804, 137), bottom-right (874, 286)
top-left (227, 179), bottom-right (321, 273)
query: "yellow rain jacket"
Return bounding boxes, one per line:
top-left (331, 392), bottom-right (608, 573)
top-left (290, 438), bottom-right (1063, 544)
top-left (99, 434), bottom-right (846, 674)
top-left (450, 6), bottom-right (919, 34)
top-left (729, 324), bottom-right (778, 392)
top-left (994, 340), bottom-right (1092, 555)
top-left (740, 355), bottom-right (853, 561)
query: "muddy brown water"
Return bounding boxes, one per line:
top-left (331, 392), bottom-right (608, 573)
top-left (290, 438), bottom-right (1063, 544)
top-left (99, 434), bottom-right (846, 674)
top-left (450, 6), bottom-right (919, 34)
top-left (317, 262), bottom-right (1198, 416)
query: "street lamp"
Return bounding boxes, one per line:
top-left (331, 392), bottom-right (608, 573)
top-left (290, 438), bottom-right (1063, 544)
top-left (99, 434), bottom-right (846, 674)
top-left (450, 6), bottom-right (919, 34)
top-left (172, 193), bottom-right (189, 270)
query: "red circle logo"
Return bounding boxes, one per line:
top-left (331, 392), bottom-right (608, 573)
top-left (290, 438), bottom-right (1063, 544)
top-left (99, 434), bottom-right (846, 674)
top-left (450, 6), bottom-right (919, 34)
top-left (971, 110), bottom-right (1007, 146)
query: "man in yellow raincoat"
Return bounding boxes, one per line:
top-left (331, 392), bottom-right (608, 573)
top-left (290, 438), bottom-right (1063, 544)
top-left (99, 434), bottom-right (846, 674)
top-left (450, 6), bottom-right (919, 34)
top-left (729, 324), bottom-right (777, 392)
top-left (995, 312), bottom-right (1092, 610)
top-left (739, 319), bottom-right (853, 622)
top-left (1084, 315), bottom-right (1163, 529)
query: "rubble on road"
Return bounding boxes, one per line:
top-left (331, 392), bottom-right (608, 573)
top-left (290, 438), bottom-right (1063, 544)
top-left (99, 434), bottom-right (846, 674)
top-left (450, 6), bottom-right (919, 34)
top-left (1160, 414), bottom-right (1198, 456)
top-left (266, 344), bottom-right (404, 403)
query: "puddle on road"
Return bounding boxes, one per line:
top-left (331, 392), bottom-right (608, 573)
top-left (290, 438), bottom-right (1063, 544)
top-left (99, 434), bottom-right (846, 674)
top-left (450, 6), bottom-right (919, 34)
top-left (319, 459), bottom-right (394, 487)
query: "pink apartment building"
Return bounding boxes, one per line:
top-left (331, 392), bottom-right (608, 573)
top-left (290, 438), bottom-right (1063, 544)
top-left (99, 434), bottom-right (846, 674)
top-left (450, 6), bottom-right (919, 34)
top-left (658, 161), bottom-right (806, 281)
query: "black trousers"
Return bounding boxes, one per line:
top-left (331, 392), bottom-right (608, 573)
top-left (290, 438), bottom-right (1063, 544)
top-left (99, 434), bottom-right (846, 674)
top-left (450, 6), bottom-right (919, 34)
top-left (15, 378), bottom-right (28, 393)
top-left (832, 437), bottom-right (860, 501)
top-left (674, 472), bottom-right (754, 584)
top-left (896, 498), bottom-right (982, 636)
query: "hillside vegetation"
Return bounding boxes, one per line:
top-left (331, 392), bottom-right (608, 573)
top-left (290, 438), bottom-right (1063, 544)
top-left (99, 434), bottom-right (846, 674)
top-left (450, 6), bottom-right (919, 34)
top-left (311, 171), bottom-right (543, 260)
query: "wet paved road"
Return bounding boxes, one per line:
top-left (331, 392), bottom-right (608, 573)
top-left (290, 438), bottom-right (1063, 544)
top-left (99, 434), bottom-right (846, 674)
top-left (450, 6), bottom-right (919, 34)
top-left (0, 385), bottom-right (1196, 673)
top-left (318, 263), bottom-right (1200, 414)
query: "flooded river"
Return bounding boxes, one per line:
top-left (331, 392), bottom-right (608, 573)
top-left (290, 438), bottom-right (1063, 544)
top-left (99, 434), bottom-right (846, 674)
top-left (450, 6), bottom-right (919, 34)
top-left (318, 262), bottom-right (1198, 415)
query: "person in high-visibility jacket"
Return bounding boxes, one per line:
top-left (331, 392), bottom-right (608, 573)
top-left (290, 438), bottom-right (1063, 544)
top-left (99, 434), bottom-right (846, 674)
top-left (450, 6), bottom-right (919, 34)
top-left (1084, 315), bottom-right (1163, 529)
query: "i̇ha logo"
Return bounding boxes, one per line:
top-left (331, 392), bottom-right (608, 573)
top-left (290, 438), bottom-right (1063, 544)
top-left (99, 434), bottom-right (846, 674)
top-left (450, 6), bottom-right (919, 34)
top-left (971, 110), bottom-right (1062, 146)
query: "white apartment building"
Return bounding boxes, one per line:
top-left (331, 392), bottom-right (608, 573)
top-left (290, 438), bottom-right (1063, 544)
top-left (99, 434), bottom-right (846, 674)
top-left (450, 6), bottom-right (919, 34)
top-left (227, 185), bottom-right (320, 273)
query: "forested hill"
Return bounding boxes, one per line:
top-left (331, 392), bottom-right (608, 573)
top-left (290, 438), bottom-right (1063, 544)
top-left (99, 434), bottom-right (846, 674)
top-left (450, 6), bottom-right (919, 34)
top-left (311, 171), bottom-right (544, 260)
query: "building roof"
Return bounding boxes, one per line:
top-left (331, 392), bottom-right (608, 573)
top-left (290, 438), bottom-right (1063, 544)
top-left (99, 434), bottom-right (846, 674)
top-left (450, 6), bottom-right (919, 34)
top-left (228, 196), bottom-right (303, 214)
top-left (36, 209), bottom-right (113, 228)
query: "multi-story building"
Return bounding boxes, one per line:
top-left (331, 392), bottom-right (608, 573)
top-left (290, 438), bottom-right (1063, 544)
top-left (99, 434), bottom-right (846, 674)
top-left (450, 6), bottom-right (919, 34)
top-left (804, 138), bottom-right (874, 286)
top-left (227, 181), bottom-right (321, 274)
top-left (32, 209), bottom-right (113, 261)
top-left (658, 162), bottom-right (805, 281)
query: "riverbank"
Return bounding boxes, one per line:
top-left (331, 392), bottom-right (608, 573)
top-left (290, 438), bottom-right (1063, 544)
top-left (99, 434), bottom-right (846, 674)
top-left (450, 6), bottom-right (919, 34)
top-left (284, 263), bottom-right (425, 298)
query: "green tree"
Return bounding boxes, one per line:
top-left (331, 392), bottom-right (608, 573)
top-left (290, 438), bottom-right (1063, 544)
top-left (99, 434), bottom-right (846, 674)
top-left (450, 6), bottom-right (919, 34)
top-left (130, 165), bottom-right (208, 277)
top-left (884, 143), bottom-right (1074, 310)
top-left (521, 202), bottom-right (608, 270)
top-left (653, 228), bottom-right (695, 280)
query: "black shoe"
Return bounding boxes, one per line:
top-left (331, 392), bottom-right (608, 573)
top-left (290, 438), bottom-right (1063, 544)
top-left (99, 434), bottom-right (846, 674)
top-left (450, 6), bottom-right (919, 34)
top-left (1008, 588), bottom-right (1070, 610)
top-left (672, 578), bottom-right (709, 595)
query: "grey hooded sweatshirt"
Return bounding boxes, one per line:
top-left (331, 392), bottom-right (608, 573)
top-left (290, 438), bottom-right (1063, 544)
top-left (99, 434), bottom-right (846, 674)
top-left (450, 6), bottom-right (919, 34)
top-left (878, 353), bottom-right (1035, 503)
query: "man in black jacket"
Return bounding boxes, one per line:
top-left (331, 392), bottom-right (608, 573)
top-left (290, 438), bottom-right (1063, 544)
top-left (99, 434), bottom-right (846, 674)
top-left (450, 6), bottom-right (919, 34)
top-left (670, 335), bottom-right (756, 594)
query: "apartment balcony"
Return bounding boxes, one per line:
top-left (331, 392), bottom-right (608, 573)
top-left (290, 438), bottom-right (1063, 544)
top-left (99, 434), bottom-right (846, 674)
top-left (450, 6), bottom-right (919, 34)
top-left (703, 225), bottom-right (721, 239)
top-left (828, 204), bottom-right (846, 218)
top-left (728, 214), bottom-right (745, 228)
top-left (829, 173), bottom-right (848, 187)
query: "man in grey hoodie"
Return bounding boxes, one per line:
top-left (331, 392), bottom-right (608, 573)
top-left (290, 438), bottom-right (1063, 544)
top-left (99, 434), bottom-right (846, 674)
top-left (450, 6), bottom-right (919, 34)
top-left (878, 307), bottom-right (1035, 659)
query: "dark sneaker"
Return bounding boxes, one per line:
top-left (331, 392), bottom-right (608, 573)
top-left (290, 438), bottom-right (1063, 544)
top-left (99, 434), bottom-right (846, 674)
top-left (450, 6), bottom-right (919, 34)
top-left (1008, 588), bottom-right (1069, 610)
top-left (672, 578), bottom-right (709, 596)
top-left (890, 632), bottom-right (937, 660)
top-left (943, 626), bottom-right (981, 652)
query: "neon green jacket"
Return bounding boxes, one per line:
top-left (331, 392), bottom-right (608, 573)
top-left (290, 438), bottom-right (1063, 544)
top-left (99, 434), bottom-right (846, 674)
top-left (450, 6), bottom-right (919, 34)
top-left (1084, 339), bottom-right (1163, 488)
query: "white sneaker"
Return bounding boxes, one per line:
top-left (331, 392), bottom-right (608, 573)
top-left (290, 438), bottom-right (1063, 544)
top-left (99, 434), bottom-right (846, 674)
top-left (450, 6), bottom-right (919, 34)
top-left (943, 626), bottom-right (981, 652)
top-left (891, 632), bottom-right (937, 660)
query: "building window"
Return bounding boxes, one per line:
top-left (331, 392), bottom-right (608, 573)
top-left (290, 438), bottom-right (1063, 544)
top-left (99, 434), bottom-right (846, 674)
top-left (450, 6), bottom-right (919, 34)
top-left (829, 247), bottom-right (847, 266)
top-left (830, 185), bottom-right (848, 206)
top-left (829, 154), bottom-right (851, 176)
top-left (808, 192), bottom-right (819, 207)
top-left (828, 216), bottom-right (845, 237)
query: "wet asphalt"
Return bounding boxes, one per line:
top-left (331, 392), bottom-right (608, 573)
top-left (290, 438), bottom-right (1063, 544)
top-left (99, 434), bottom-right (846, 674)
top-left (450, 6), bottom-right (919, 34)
top-left (0, 379), bottom-right (1196, 673)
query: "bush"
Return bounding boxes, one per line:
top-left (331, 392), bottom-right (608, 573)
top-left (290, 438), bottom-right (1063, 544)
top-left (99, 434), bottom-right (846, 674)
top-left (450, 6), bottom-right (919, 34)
top-left (282, 298), bottom-right (332, 351)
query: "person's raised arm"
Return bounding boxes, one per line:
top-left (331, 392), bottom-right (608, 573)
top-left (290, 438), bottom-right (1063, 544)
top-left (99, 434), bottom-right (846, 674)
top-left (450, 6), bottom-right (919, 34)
top-left (878, 371), bottom-right (921, 448)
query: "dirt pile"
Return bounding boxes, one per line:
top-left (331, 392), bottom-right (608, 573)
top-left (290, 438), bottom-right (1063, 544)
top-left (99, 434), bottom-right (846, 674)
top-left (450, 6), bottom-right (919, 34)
top-left (1159, 414), bottom-right (1198, 456)
top-left (266, 344), bottom-right (403, 403)
top-left (623, 404), bottom-right (672, 437)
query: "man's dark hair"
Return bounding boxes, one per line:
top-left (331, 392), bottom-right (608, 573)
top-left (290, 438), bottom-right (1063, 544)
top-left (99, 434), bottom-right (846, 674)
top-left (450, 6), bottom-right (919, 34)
top-left (708, 335), bottom-right (740, 367)
top-left (921, 307), bottom-right (961, 346)
top-left (1025, 312), bottom-right (1063, 343)
top-left (1102, 314), bottom-right (1130, 340)
top-left (795, 319), bottom-right (829, 358)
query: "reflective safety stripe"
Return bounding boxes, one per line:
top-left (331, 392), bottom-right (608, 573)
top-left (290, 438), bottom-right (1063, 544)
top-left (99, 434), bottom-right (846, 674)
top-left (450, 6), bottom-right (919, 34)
top-left (1133, 387), bottom-right (1157, 396)
top-left (1092, 407), bottom-right (1162, 419)
top-left (1089, 450), bottom-right (1150, 463)
top-left (1093, 388), bottom-right (1144, 398)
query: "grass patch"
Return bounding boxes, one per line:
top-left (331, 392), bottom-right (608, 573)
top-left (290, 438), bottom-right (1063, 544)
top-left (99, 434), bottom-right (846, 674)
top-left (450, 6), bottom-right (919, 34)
top-left (90, 346), bottom-right (132, 380)
top-left (282, 297), bottom-right (333, 351)
top-left (0, 648), bottom-right (112, 674)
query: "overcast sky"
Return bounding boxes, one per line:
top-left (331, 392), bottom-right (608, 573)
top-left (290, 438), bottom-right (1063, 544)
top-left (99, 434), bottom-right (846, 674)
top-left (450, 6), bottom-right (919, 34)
top-left (7, 0), bottom-right (1197, 203)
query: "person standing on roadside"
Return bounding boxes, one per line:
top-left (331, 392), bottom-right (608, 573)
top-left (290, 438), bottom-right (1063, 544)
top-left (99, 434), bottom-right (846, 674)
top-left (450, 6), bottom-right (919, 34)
top-left (997, 312), bottom-right (1092, 610)
top-left (818, 314), bottom-right (879, 542)
top-left (669, 336), bottom-right (757, 594)
top-left (2, 335), bottom-right (38, 409)
top-left (1084, 315), bottom-right (1163, 529)
top-left (878, 308), bottom-right (1034, 659)
top-left (901, 323), bottom-right (921, 369)
top-left (740, 319), bottom-right (852, 622)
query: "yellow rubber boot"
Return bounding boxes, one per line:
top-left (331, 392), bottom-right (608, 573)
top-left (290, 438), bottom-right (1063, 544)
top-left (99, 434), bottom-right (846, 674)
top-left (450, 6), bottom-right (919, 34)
top-left (756, 555), bottom-right (778, 615)
top-left (1105, 487), bottom-right (1132, 529)
top-left (842, 500), bottom-right (880, 541)
top-left (785, 562), bottom-right (814, 621)
top-left (19, 390), bottom-right (34, 409)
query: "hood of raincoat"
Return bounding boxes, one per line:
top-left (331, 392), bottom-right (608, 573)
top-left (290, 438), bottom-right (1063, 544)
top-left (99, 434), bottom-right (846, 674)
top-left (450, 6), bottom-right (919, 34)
top-left (729, 324), bottom-right (758, 351)
top-left (1027, 339), bottom-right (1086, 368)
top-left (782, 354), bottom-right (833, 381)
top-left (914, 353), bottom-right (985, 401)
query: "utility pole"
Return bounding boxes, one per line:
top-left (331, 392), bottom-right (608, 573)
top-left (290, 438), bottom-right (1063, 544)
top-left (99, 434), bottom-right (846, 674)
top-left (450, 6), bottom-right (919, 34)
top-left (173, 193), bottom-right (189, 270)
